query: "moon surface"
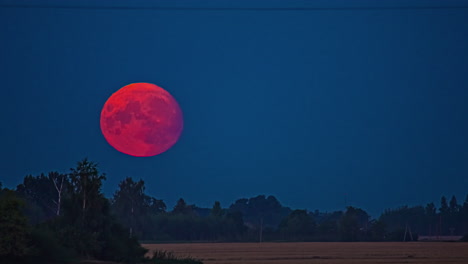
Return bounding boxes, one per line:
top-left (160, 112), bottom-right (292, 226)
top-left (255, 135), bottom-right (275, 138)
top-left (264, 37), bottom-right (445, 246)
top-left (100, 83), bottom-right (183, 157)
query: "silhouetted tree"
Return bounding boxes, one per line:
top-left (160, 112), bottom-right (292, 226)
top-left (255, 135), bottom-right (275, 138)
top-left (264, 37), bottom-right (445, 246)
top-left (447, 195), bottom-right (462, 235)
top-left (62, 159), bottom-right (147, 262)
top-left (16, 173), bottom-right (58, 223)
top-left (112, 177), bottom-right (166, 240)
top-left (148, 197), bottom-right (166, 214)
top-left (440, 196), bottom-right (449, 215)
top-left (68, 158), bottom-right (106, 219)
top-left (59, 159), bottom-right (108, 256)
top-left (50, 171), bottom-right (67, 216)
top-left (315, 211), bottom-right (342, 241)
top-left (439, 196), bottom-right (450, 234)
top-left (229, 195), bottom-right (291, 230)
top-left (211, 201), bottom-right (223, 217)
top-left (340, 206), bottom-right (369, 241)
top-left (278, 210), bottom-right (315, 241)
top-left (172, 198), bottom-right (193, 215)
top-left (112, 177), bottom-right (147, 238)
top-left (449, 195), bottom-right (459, 214)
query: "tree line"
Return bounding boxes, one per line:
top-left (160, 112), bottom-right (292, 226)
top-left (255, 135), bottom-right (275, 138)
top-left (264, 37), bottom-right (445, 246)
top-left (1, 159), bottom-right (467, 262)
top-left (0, 159), bottom-right (201, 264)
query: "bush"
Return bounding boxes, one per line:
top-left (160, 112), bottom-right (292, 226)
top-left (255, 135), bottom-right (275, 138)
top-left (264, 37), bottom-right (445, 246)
top-left (150, 250), bottom-right (203, 264)
top-left (28, 226), bottom-right (76, 263)
top-left (96, 221), bottom-right (148, 263)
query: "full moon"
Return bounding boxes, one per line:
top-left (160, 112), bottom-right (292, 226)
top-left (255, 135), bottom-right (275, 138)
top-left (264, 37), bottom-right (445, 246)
top-left (100, 83), bottom-right (183, 157)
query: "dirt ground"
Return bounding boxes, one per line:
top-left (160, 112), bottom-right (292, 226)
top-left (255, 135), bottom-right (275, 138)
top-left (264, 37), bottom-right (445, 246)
top-left (143, 242), bottom-right (468, 264)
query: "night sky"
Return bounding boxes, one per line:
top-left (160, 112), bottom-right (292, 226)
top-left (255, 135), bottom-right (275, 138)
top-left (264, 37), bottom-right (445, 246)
top-left (1, 0), bottom-right (468, 216)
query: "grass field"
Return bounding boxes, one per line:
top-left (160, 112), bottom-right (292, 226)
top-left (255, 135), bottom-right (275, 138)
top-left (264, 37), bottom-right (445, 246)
top-left (143, 242), bottom-right (468, 264)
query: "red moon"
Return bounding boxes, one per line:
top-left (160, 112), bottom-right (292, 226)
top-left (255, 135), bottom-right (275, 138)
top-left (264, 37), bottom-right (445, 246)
top-left (100, 83), bottom-right (183, 157)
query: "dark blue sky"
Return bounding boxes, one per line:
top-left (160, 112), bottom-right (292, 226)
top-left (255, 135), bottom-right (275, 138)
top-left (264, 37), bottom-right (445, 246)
top-left (1, 0), bottom-right (468, 216)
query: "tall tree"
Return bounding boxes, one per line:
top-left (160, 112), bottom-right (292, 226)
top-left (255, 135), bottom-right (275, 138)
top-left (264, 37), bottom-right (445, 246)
top-left (148, 197), bottom-right (166, 214)
top-left (439, 196), bottom-right (449, 234)
top-left (211, 201), bottom-right (223, 217)
top-left (173, 198), bottom-right (185, 214)
top-left (448, 195), bottom-right (462, 235)
top-left (50, 171), bottom-right (67, 216)
top-left (62, 159), bottom-right (108, 256)
top-left (113, 177), bottom-right (148, 238)
top-left (69, 158), bottom-right (106, 218)
top-left (172, 198), bottom-right (193, 215)
top-left (112, 177), bottom-right (166, 240)
top-left (63, 159), bottom-right (147, 261)
top-left (439, 196), bottom-right (449, 215)
top-left (15, 172), bottom-right (68, 218)
top-left (449, 195), bottom-right (459, 214)
top-left (425, 202), bottom-right (436, 217)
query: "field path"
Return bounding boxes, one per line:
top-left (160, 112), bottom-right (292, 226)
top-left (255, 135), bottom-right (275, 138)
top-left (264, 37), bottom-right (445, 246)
top-left (143, 242), bottom-right (468, 264)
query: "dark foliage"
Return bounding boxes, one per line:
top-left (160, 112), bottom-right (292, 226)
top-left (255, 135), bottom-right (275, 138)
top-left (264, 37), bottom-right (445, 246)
top-left (0, 160), bottom-right (149, 264)
top-left (0, 190), bottom-right (30, 261)
top-left (28, 224), bottom-right (76, 263)
top-left (2, 159), bottom-right (468, 264)
top-left (150, 250), bottom-right (203, 264)
top-left (278, 209), bottom-right (316, 241)
top-left (229, 195), bottom-right (291, 229)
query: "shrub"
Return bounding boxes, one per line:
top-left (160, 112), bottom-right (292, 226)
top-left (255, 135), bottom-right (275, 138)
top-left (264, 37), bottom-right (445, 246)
top-left (28, 226), bottom-right (76, 263)
top-left (150, 250), bottom-right (203, 264)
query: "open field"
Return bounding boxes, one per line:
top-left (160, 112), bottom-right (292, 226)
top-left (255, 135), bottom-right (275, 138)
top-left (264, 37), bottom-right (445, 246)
top-left (143, 242), bottom-right (468, 264)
